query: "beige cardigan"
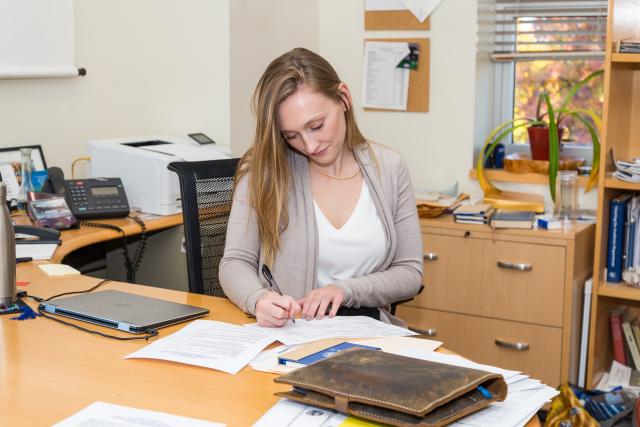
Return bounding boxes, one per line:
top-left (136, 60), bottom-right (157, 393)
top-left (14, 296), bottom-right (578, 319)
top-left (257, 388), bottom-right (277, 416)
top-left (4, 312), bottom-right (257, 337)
top-left (219, 143), bottom-right (423, 322)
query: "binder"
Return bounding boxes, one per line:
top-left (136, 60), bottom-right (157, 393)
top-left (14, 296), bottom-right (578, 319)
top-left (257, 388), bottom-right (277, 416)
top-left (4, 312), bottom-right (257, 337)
top-left (608, 194), bottom-right (631, 282)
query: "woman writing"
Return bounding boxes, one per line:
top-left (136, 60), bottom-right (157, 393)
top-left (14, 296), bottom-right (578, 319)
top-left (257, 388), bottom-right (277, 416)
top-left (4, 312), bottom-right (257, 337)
top-left (220, 48), bottom-right (423, 327)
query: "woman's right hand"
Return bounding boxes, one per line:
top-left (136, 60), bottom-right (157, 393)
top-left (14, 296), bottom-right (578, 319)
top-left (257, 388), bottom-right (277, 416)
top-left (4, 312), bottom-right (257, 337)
top-left (255, 291), bottom-right (301, 327)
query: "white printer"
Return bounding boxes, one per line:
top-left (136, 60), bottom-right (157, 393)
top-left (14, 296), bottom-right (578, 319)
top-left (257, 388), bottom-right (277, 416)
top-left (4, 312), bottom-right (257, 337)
top-left (88, 136), bottom-right (232, 216)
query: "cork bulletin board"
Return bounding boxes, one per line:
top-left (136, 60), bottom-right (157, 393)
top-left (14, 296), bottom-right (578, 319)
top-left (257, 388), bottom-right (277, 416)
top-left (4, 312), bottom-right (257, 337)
top-left (363, 37), bottom-right (430, 113)
top-left (364, 10), bottom-right (431, 31)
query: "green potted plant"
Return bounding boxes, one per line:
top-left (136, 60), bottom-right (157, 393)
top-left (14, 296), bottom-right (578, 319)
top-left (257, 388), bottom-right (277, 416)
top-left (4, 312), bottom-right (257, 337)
top-left (477, 69), bottom-right (603, 202)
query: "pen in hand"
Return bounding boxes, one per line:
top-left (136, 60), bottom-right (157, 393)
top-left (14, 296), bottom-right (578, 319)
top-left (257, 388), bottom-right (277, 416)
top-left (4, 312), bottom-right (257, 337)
top-left (261, 264), bottom-right (296, 323)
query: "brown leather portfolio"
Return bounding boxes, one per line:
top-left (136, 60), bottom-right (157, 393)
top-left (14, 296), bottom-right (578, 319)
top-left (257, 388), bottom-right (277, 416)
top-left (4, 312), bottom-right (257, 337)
top-left (274, 349), bottom-right (508, 427)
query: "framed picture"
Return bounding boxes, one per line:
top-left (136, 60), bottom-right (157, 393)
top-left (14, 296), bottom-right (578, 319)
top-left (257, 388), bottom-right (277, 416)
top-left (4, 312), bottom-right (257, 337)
top-left (0, 145), bottom-right (47, 171)
top-left (0, 145), bottom-right (48, 202)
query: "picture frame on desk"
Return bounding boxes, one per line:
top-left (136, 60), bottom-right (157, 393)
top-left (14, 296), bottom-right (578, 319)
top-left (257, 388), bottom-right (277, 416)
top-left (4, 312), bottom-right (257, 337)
top-left (0, 144), bottom-right (47, 171)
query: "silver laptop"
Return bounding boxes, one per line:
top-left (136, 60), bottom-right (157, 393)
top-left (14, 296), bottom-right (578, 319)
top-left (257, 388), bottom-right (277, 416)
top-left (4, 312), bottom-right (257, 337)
top-left (39, 290), bottom-right (209, 334)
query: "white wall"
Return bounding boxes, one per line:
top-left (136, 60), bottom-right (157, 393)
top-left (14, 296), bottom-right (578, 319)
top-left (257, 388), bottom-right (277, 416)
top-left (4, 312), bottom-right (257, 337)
top-left (319, 0), bottom-right (478, 195)
top-left (318, 0), bottom-right (597, 211)
top-left (230, 0), bottom-right (319, 156)
top-left (0, 0), bottom-right (230, 177)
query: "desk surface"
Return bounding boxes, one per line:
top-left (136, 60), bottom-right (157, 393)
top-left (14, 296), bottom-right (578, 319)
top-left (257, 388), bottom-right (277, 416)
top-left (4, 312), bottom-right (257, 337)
top-left (13, 212), bottom-right (183, 263)
top-left (4, 215), bottom-right (541, 426)
top-left (3, 265), bottom-right (289, 426)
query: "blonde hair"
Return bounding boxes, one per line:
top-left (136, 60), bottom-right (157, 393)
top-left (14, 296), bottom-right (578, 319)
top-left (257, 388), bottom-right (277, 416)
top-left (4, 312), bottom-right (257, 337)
top-left (236, 47), bottom-right (367, 267)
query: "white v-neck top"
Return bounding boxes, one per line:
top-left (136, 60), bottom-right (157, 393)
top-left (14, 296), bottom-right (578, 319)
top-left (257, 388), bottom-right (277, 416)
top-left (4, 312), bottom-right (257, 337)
top-left (314, 181), bottom-right (386, 287)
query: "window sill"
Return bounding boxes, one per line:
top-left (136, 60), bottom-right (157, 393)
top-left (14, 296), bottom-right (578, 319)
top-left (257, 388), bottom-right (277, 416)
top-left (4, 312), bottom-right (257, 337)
top-left (469, 169), bottom-right (591, 187)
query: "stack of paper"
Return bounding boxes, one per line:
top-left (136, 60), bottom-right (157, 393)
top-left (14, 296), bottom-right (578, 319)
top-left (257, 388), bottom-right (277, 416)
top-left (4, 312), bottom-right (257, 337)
top-left (244, 315), bottom-right (418, 346)
top-left (126, 316), bottom-right (420, 375)
top-left (249, 336), bottom-right (442, 374)
top-left (398, 350), bottom-right (558, 427)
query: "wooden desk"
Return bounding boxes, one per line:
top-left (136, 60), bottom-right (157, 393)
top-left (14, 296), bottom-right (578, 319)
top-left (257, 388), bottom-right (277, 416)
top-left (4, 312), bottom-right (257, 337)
top-left (4, 212), bottom-right (543, 426)
top-left (13, 212), bottom-right (183, 263)
top-left (2, 264), bottom-right (289, 426)
top-left (2, 264), bottom-right (542, 427)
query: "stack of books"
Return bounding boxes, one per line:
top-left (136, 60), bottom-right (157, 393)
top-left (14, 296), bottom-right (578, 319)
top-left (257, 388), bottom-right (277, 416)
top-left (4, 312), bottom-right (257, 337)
top-left (620, 40), bottom-right (640, 53)
top-left (607, 193), bottom-right (640, 284)
top-left (490, 210), bottom-right (536, 229)
top-left (614, 158), bottom-right (640, 183)
top-left (452, 204), bottom-right (494, 225)
top-left (609, 307), bottom-right (640, 372)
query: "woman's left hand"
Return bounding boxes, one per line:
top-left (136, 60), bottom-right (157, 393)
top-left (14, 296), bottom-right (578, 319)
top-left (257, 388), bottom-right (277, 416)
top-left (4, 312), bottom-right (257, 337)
top-left (298, 285), bottom-right (344, 321)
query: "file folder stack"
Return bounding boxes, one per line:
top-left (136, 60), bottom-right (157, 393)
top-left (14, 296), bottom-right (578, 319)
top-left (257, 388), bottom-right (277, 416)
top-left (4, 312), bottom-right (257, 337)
top-left (453, 204), bottom-right (495, 225)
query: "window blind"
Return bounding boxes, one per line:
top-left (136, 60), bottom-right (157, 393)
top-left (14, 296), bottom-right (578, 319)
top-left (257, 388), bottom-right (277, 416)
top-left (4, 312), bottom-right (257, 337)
top-left (488, 0), bottom-right (607, 62)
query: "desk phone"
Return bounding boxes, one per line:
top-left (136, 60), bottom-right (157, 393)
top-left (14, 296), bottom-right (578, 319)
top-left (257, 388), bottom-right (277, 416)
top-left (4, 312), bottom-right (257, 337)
top-left (63, 178), bottom-right (130, 219)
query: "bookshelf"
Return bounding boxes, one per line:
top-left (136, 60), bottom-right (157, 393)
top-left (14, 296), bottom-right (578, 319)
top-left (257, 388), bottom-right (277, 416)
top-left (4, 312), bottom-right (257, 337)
top-left (587, 0), bottom-right (640, 387)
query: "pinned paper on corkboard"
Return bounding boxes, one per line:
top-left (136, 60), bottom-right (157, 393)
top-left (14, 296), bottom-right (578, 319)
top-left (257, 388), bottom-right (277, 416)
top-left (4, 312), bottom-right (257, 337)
top-left (364, 0), bottom-right (441, 30)
top-left (362, 38), bottom-right (429, 113)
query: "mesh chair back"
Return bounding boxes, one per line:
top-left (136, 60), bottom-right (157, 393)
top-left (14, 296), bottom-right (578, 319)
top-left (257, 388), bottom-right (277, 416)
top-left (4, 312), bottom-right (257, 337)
top-left (168, 158), bottom-right (240, 297)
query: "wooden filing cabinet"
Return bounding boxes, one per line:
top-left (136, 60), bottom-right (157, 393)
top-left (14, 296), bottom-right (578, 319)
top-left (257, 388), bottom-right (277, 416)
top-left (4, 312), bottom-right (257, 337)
top-left (397, 216), bottom-right (595, 387)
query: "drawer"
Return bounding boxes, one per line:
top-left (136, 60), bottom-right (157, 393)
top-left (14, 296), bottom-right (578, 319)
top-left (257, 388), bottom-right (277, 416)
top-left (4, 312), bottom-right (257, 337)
top-left (416, 233), bottom-right (566, 327)
top-left (397, 305), bottom-right (563, 387)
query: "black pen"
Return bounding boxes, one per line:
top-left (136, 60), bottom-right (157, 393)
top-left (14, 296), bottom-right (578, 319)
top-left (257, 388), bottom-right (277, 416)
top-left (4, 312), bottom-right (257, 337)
top-left (261, 264), bottom-right (295, 323)
top-left (16, 257), bottom-right (33, 264)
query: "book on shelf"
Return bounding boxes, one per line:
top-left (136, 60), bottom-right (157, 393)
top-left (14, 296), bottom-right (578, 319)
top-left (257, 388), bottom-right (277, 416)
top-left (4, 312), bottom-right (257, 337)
top-left (622, 320), bottom-right (640, 370)
top-left (620, 40), bottom-right (640, 53)
top-left (490, 210), bottom-right (535, 229)
top-left (607, 194), bottom-right (631, 283)
top-left (610, 307), bottom-right (627, 366)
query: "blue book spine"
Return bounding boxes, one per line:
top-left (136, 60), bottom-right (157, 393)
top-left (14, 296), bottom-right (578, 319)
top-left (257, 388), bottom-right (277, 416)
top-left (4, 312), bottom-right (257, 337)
top-left (628, 217), bottom-right (636, 270)
top-left (608, 197), bottom-right (629, 282)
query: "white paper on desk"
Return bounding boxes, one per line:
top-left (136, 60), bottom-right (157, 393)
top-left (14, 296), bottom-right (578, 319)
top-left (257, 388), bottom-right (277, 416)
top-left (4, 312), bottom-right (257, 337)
top-left (362, 41), bottom-right (410, 111)
top-left (253, 399), bottom-right (349, 427)
top-left (355, 335), bottom-right (442, 354)
top-left (400, 0), bottom-right (443, 22)
top-left (398, 349), bottom-right (522, 382)
top-left (52, 401), bottom-right (225, 427)
top-left (0, 164), bottom-right (19, 201)
top-left (246, 316), bottom-right (417, 346)
top-left (125, 320), bottom-right (275, 374)
top-left (249, 344), bottom-right (298, 374)
top-left (16, 243), bottom-right (58, 260)
top-left (451, 387), bottom-right (558, 427)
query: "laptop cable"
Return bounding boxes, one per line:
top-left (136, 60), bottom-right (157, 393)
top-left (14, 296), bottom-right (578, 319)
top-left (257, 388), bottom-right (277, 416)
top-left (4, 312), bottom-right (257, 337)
top-left (20, 279), bottom-right (159, 341)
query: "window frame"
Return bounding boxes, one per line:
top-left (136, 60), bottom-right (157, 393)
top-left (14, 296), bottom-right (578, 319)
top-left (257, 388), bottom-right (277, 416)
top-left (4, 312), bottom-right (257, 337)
top-left (491, 1), bottom-right (606, 165)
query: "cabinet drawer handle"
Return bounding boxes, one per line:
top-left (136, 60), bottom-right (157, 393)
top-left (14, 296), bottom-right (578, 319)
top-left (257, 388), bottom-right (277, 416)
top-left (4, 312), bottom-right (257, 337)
top-left (497, 261), bottom-right (532, 271)
top-left (495, 339), bottom-right (529, 351)
top-left (410, 327), bottom-right (437, 337)
top-left (424, 253), bottom-right (438, 261)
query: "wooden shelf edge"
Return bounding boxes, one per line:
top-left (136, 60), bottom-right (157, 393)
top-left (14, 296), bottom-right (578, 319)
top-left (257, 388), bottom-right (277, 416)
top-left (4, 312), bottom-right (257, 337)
top-left (469, 169), bottom-right (590, 187)
top-left (604, 177), bottom-right (640, 190)
top-left (599, 282), bottom-right (640, 301)
top-left (612, 53), bottom-right (640, 63)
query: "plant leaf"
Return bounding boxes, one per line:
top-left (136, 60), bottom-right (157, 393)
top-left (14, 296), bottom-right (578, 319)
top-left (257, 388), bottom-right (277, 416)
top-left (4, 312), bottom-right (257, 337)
top-left (557, 69), bottom-right (604, 122)
top-left (476, 119), bottom-right (534, 194)
top-left (544, 93), bottom-right (559, 202)
top-left (565, 110), bottom-right (600, 193)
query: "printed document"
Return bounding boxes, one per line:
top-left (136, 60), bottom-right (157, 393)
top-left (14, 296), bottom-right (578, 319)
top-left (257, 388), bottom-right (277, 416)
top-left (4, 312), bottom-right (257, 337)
top-left (125, 320), bottom-right (274, 374)
top-left (52, 401), bottom-right (224, 427)
top-left (246, 315), bottom-right (417, 346)
top-left (254, 399), bottom-right (361, 427)
top-left (362, 41), bottom-right (410, 110)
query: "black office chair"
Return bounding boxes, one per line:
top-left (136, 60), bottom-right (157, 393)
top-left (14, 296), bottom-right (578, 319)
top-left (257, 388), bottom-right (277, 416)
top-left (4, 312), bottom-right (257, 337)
top-left (168, 158), bottom-right (240, 297)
